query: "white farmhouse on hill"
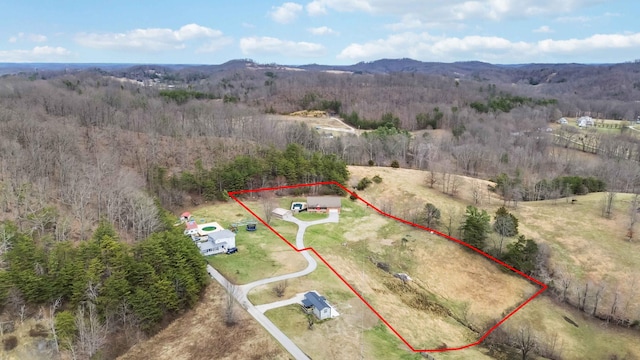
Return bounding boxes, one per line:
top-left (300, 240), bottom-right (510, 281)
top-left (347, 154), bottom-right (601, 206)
top-left (577, 116), bottom-right (595, 127)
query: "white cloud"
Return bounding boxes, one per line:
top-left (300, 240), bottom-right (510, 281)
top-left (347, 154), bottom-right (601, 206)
top-left (75, 24), bottom-right (228, 52)
top-left (269, 2), bottom-right (303, 24)
top-left (308, 26), bottom-right (338, 35)
top-left (337, 31), bottom-right (640, 63)
top-left (306, 1), bottom-right (327, 15)
top-left (533, 25), bottom-right (553, 33)
top-left (240, 36), bottom-right (325, 57)
top-left (306, 0), bottom-right (606, 26)
top-left (8, 32), bottom-right (48, 43)
top-left (0, 46), bottom-right (70, 62)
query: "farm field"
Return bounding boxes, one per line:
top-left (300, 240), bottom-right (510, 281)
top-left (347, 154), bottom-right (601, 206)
top-left (234, 188), bottom-right (540, 355)
top-left (347, 165), bottom-right (640, 358)
top-left (134, 166), bottom-right (640, 359)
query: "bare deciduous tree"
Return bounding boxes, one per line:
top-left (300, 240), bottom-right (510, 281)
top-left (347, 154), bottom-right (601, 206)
top-left (49, 297), bottom-right (62, 354)
top-left (273, 280), bottom-right (288, 298)
top-left (223, 282), bottom-right (239, 327)
top-left (515, 325), bottom-right (536, 360)
top-left (76, 301), bottom-right (107, 359)
top-left (627, 193), bottom-right (639, 241)
top-left (602, 191), bottom-right (616, 219)
top-left (592, 282), bottom-right (605, 317)
top-left (442, 206), bottom-right (462, 237)
top-left (577, 281), bottom-right (590, 312)
top-left (262, 191), bottom-right (276, 225)
top-left (471, 180), bottom-right (482, 205)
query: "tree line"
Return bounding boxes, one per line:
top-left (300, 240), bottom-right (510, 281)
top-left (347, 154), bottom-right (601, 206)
top-left (148, 143), bottom-right (349, 203)
top-left (0, 219), bottom-right (208, 358)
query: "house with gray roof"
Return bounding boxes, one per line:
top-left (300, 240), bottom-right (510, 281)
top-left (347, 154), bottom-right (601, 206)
top-left (301, 291), bottom-right (336, 320)
top-left (196, 229), bottom-right (236, 255)
top-left (307, 196), bottom-right (342, 213)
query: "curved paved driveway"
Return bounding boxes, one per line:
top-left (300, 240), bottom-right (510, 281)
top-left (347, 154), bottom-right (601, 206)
top-left (207, 210), bottom-right (339, 360)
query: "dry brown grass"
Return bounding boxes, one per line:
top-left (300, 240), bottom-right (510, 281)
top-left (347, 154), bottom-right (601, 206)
top-left (348, 165), bottom-right (640, 358)
top-left (119, 282), bottom-right (288, 360)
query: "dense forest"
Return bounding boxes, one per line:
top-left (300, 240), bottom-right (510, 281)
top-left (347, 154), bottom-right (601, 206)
top-left (1, 59), bottom-right (640, 358)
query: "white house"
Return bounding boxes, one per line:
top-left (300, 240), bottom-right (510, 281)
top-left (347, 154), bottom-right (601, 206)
top-left (577, 116), bottom-right (595, 127)
top-left (301, 291), bottom-right (339, 320)
top-left (197, 229), bottom-right (236, 255)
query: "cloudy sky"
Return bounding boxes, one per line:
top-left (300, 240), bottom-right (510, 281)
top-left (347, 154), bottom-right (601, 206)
top-left (1, 0), bottom-right (639, 64)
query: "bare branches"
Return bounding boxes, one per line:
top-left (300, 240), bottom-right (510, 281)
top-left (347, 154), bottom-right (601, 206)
top-left (223, 282), bottom-right (240, 327)
top-left (272, 280), bottom-right (288, 298)
top-left (515, 325), bottom-right (536, 360)
top-left (75, 302), bottom-right (107, 358)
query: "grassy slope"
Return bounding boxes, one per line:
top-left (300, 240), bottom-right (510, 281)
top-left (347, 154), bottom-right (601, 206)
top-left (127, 167), bottom-right (639, 359)
top-left (348, 165), bottom-right (640, 359)
top-left (119, 282), bottom-right (288, 360)
top-left (253, 193), bottom-right (529, 358)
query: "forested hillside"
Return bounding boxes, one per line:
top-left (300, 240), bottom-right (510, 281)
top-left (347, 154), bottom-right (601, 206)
top-left (0, 59), bottom-right (639, 358)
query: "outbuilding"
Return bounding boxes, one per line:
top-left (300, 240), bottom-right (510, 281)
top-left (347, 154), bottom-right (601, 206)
top-left (272, 208), bottom-right (292, 220)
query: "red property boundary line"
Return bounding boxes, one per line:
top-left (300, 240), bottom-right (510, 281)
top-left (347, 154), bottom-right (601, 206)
top-left (228, 181), bottom-right (547, 353)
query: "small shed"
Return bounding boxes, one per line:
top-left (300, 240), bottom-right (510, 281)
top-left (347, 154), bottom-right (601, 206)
top-left (301, 292), bottom-right (333, 320)
top-left (307, 196), bottom-right (342, 213)
top-left (272, 208), bottom-right (292, 220)
top-left (183, 220), bottom-right (199, 236)
top-left (557, 117), bottom-right (568, 125)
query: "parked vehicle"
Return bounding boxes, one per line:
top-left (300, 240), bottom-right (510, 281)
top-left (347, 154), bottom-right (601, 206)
top-left (226, 247), bottom-right (238, 254)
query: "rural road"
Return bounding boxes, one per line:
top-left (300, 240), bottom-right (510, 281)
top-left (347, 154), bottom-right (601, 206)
top-left (207, 210), bottom-right (339, 360)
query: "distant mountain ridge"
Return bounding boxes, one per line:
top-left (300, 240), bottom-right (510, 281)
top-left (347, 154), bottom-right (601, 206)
top-left (3, 59), bottom-right (639, 101)
top-left (0, 58), bottom-right (631, 77)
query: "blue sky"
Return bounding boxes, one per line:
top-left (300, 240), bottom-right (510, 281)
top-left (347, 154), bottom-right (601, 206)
top-left (1, 0), bottom-right (639, 64)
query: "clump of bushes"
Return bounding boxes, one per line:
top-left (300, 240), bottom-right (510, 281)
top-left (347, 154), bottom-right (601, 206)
top-left (29, 323), bottom-right (48, 337)
top-left (356, 177), bottom-right (373, 190)
top-left (372, 175), bottom-right (382, 184)
top-left (3, 336), bottom-right (18, 351)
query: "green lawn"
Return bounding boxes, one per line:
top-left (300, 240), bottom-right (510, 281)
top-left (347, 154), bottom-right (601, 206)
top-left (205, 218), bottom-right (304, 284)
top-left (265, 304), bottom-right (309, 334)
top-left (247, 254), bottom-right (356, 305)
top-left (364, 323), bottom-right (423, 360)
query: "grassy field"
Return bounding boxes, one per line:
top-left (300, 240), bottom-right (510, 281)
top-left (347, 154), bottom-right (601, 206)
top-left (190, 201), bottom-right (305, 284)
top-left (152, 168), bottom-right (640, 359)
top-left (348, 165), bottom-right (640, 359)
top-left (119, 282), bottom-right (288, 360)
top-left (242, 191), bottom-right (537, 354)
